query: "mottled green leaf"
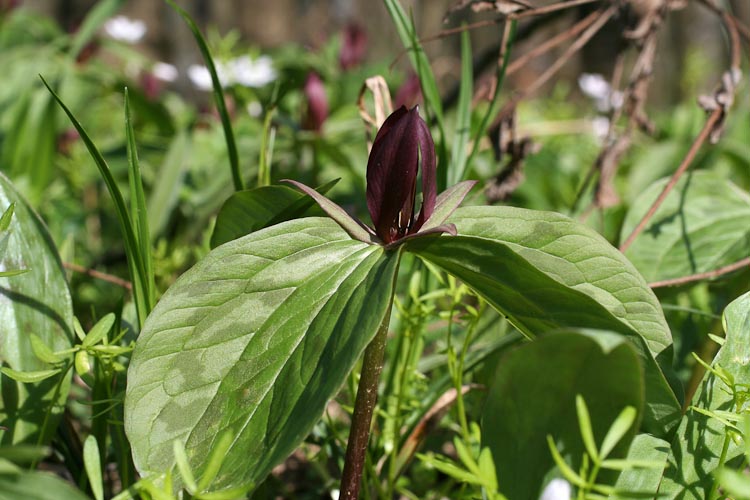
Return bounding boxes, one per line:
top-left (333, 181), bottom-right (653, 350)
top-left (125, 218), bottom-right (400, 492)
top-left (0, 172), bottom-right (73, 445)
top-left (406, 206), bottom-right (681, 436)
top-left (481, 330), bottom-right (643, 500)
top-left (610, 433), bottom-right (669, 499)
top-left (622, 171), bottom-right (750, 282)
top-left (657, 291), bottom-right (750, 498)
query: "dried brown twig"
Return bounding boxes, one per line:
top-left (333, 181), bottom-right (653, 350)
top-left (63, 261), bottom-right (132, 290)
top-left (619, 0), bottom-right (744, 252)
top-left (649, 257), bottom-right (750, 289)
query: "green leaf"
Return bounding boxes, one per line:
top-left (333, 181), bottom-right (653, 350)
top-left (600, 406), bottom-right (638, 460)
top-left (715, 468), bottom-right (750, 499)
top-left (42, 77), bottom-right (150, 330)
top-left (147, 132), bottom-right (190, 240)
top-left (621, 171), bottom-right (750, 282)
top-left (610, 434), bottom-right (669, 499)
top-left (124, 89), bottom-right (155, 315)
top-left (406, 206), bottom-right (681, 436)
top-left (0, 172), bottom-right (73, 445)
top-left (81, 313), bottom-right (116, 348)
top-left (125, 217), bottom-right (401, 492)
top-left (173, 440), bottom-right (198, 494)
top-left (0, 202), bottom-right (15, 232)
top-left (576, 395), bottom-right (600, 463)
top-left (0, 470), bottom-right (92, 500)
top-left (84, 435), bottom-right (104, 500)
top-left (1, 367), bottom-right (62, 384)
top-left (481, 330), bottom-right (644, 500)
top-left (166, 0), bottom-right (242, 191)
top-left (449, 26), bottom-right (473, 185)
top-left (210, 180), bottom-right (337, 249)
top-left (657, 291), bottom-right (750, 498)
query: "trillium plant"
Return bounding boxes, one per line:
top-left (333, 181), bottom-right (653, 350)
top-left (124, 104), bottom-right (684, 498)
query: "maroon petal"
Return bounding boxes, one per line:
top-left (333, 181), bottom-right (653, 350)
top-left (412, 114), bottom-right (436, 232)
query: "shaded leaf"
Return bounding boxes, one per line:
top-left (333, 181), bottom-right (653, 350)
top-left (125, 218), bottom-right (400, 492)
top-left (0, 470), bottom-right (91, 500)
top-left (0, 172), bottom-right (73, 445)
top-left (406, 206), bottom-right (681, 436)
top-left (481, 330), bottom-right (643, 500)
top-left (622, 171), bottom-right (750, 282)
top-left (610, 433), bottom-right (669, 499)
top-left (210, 180), bottom-right (336, 249)
top-left (657, 291), bottom-right (750, 498)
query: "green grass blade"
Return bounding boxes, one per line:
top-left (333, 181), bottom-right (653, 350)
top-left (42, 76), bottom-right (149, 329)
top-left (465, 20), bottom-right (517, 171)
top-left (383, 0), bottom-right (448, 189)
top-left (450, 26), bottom-right (473, 185)
top-left (166, 0), bottom-right (243, 191)
top-left (68, 0), bottom-right (125, 60)
top-left (124, 88), bottom-right (155, 312)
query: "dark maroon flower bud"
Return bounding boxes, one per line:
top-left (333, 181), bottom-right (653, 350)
top-left (339, 22), bottom-right (368, 71)
top-left (394, 73), bottom-right (422, 110)
top-left (302, 72), bottom-right (328, 133)
top-left (366, 106), bottom-right (436, 244)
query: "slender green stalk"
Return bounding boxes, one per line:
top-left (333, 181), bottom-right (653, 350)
top-left (340, 304), bottom-right (393, 499)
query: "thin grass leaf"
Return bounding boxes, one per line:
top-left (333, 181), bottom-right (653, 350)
top-left (576, 395), bottom-right (599, 463)
top-left (599, 406), bottom-right (637, 459)
top-left (0, 203), bottom-right (15, 231)
top-left (546, 435), bottom-right (586, 488)
top-left (124, 89), bottom-right (155, 313)
top-left (166, 0), bottom-right (242, 191)
top-left (173, 440), bottom-right (198, 494)
top-left (466, 20), bottom-right (517, 170)
top-left (196, 431), bottom-right (234, 493)
top-left (450, 26), bottom-right (473, 185)
top-left (42, 77), bottom-right (150, 329)
top-left (84, 435), bottom-right (104, 500)
top-left (0, 269), bottom-right (29, 277)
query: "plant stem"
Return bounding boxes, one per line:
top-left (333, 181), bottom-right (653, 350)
top-left (340, 305), bottom-right (393, 499)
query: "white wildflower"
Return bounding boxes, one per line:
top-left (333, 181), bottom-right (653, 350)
top-left (578, 73), bottom-right (624, 112)
top-left (539, 478), bottom-right (572, 500)
top-left (592, 116), bottom-right (611, 140)
top-left (228, 55), bottom-right (277, 87)
top-left (246, 101), bottom-right (263, 118)
top-left (103, 15), bottom-right (146, 44)
top-left (152, 62), bottom-right (178, 82)
top-left (187, 63), bottom-right (230, 91)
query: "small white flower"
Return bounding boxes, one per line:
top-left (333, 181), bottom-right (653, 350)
top-left (539, 478), bottom-right (572, 500)
top-left (152, 62), bottom-right (178, 82)
top-left (103, 15), bottom-right (146, 44)
top-left (247, 101), bottom-right (263, 117)
top-left (187, 63), bottom-right (230, 90)
top-left (329, 488), bottom-right (340, 500)
top-left (228, 55), bottom-right (277, 88)
top-left (578, 73), bottom-right (610, 101)
top-left (592, 116), bottom-right (611, 140)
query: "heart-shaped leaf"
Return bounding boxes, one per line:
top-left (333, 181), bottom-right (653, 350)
top-left (0, 172), bottom-right (74, 444)
top-left (622, 171), bottom-right (750, 282)
top-left (125, 217), bottom-right (401, 491)
top-left (406, 206), bottom-right (681, 436)
top-left (481, 330), bottom-right (643, 500)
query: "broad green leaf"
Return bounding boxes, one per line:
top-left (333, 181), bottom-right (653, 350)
top-left (0, 470), bottom-right (91, 500)
top-left (210, 180), bottom-right (336, 249)
top-left (657, 291), bottom-right (750, 498)
top-left (481, 330), bottom-right (643, 500)
top-left (125, 217), bottom-right (401, 492)
top-left (622, 171), bottom-right (750, 282)
top-left (0, 172), bottom-right (73, 445)
top-left (406, 206), bottom-right (681, 436)
top-left (610, 433), bottom-right (669, 499)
